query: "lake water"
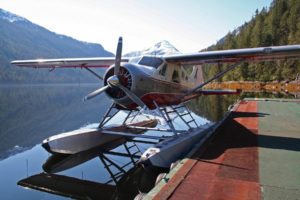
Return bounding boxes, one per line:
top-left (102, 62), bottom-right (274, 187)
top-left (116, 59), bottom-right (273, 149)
top-left (0, 84), bottom-right (293, 199)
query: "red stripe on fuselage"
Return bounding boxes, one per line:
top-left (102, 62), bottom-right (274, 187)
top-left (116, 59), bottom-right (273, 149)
top-left (123, 90), bottom-right (240, 110)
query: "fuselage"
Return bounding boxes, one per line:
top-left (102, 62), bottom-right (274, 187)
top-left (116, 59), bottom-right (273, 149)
top-left (103, 56), bottom-right (204, 109)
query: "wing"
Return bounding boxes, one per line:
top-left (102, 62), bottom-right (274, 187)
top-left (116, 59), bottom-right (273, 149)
top-left (11, 57), bottom-right (130, 68)
top-left (164, 45), bottom-right (300, 65)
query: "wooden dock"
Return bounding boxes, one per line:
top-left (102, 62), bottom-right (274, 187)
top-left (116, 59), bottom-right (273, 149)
top-left (145, 98), bottom-right (300, 200)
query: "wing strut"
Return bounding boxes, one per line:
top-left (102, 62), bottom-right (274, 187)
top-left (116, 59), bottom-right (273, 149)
top-left (186, 59), bottom-right (244, 95)
top-left (83, 66), bottom-right (103, 80)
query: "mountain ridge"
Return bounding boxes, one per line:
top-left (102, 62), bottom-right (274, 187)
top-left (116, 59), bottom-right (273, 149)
top-left (0, 8), bottom-right (113, 83)
top-left (0, 8), bottom-right (29, 23)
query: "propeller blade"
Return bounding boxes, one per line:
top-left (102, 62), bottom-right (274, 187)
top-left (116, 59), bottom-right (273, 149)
top-left (84, 85), bottom-right (109, 101)
top-left (114, 37), bottom-right (123, 75)
top-left (117, 84), bottom-right (146, 109)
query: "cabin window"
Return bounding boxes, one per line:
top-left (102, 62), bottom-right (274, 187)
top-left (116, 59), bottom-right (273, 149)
top-left (172, 70), bottom-right (179, 83)
top-left (159, 64), bottom-right (167, 76)
top-left (181, 70), bottom-right (188, 81)
top-left (138, 56), bottom-right (163, 68)
top-left (194, 68), bottom-right (198, 79)
top-left (182, 65), bottom-right (194, 76)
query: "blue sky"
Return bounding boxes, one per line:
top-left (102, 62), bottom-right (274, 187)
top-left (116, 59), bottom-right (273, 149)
top-left (0, 0), bottom-right (273, 54)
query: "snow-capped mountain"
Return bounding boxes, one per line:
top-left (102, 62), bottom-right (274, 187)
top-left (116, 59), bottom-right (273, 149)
top-left (0, 8), bottom-right (28, 23)
top-left (125, 40), bottom-right (181, 57)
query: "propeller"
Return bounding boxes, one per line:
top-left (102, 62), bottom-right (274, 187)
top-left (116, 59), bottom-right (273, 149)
top-left (84, 85), bottom-right (109, 101)
top-left (115, 82), bottom-right (145, 108)
top-left (83, 37), bottom-right (123, 101)
top-left (83, 37), bottom-right (147, 109)
top-left (106, 71), bottom-right (146, 108)
top-left (114, 37), bottom-right (122, 76)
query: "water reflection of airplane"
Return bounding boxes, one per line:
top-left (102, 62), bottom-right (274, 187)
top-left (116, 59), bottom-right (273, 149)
top-left (11, 38), bottom-right (300, 168)
top-left (19, 145), bottom-right (165, 199)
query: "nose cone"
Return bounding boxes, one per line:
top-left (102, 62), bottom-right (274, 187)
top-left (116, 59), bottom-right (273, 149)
top-left (107, 75), bottom-right (120, 87)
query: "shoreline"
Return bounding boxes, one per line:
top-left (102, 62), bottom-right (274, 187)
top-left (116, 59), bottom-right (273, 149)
top-left (0, 83), bottom-right (101, 87)
top-left (206, 81), bottom-right (300, 93)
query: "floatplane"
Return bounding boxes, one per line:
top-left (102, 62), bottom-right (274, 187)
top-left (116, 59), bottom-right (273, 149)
top-left (11, 38), bottom-right (300, 169)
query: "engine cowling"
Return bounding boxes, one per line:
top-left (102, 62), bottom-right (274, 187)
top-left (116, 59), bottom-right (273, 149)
top-left (104, 66), bottom-right (132, 99)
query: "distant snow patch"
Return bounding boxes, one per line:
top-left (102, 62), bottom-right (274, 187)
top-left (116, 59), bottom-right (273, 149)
top-left (125, 40), bottom-right (181, 57)
top-left (0, 8), bottom-right (28, 23)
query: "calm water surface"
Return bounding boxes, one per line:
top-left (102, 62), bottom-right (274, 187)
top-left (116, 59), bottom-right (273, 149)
top-left (0, 84), bottom-right (294, 199)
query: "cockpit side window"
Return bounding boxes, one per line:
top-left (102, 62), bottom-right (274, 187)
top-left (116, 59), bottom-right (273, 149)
top-left (159, 64), bottom-right (167, 76)
top-left (172, 70), bottom-right (180, 83)
top-left (194, 68), bottom-right (198, 79)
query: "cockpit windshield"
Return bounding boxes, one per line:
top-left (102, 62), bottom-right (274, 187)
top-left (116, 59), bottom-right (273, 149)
top-left (137, 56), bottom-right (164, 68)
top-left (128, 57), bottom-right (141, 64)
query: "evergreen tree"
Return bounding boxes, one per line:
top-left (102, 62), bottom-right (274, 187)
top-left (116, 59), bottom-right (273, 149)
top-left (203, 0), bottom-right (300, 82)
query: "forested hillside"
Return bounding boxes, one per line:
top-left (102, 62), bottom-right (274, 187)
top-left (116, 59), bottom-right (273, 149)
top-left (203, 0), bottom-right (300, 82)
top-left (0, 8), bottom-right (113, 83)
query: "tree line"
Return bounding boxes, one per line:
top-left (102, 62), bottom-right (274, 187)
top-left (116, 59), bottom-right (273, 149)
top-left (203, 0), bottom-right (300, 82)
